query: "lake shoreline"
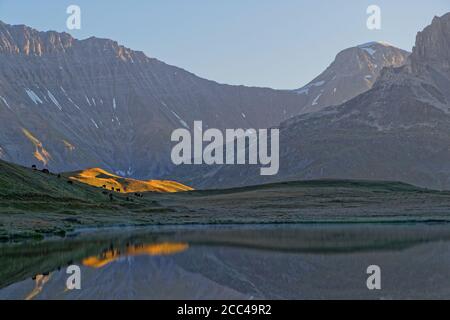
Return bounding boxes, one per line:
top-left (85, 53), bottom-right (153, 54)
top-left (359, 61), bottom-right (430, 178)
top-left (3, 179), bottom-right (450, 243)
top-left (4, 217), bottom-right (450, 244)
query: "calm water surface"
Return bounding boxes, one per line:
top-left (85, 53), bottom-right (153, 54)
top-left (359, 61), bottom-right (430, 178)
top-left (1, 224), bottom-right (450, 300)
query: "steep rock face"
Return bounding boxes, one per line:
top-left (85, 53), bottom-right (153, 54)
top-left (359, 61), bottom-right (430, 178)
top-left (412, 15), bottom-right (450, 70)
top-left (173, 13), bottom-right (450, 190)
top-left (295, 42), bottom-right (409, 114)
top-left (0, 22), bottom-right (305, 178)
top-left (0, 21), bottom-right (410, 180)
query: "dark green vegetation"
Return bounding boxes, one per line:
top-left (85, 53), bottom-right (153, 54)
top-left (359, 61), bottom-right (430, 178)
top-left (2, 159), bottom-right (450, 241)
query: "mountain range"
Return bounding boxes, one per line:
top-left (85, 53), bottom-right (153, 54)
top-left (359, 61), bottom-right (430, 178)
top-left (173, 13), bottom-right (450, 190)
top-left (0, 20), bottom-right (408, 181)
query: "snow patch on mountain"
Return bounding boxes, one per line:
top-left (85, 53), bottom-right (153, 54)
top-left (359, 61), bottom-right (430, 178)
top-left (296, 80), bottom-right (326, 95)
top-left (25, 89), bottom-right (43, 105)
top-left (312, 93), bottom-right (322, 106)
top-left (67, 97), bottom-right (81, 110)
top-left (171, 110), bottom-right (189, 129)
top-left (47, 90), bottom-right (62, 111)
top-left (361, 47), bottom-right (376, 56)
top-left (0, 96), bottom-right (11, 110)
top-left (358, 42), bottom-right (395, 56)
top-left (91, 118), bottom-right (99, 129)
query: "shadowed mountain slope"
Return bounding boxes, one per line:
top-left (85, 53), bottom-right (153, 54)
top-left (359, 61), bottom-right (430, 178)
top-left (171, 13), bottom-right (450, 191)
top-left (0, 21), bottom-right (408, 180)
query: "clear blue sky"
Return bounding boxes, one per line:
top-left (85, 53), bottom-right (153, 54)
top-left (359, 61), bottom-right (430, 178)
top-left (0, 0), bottom-right (449, 89)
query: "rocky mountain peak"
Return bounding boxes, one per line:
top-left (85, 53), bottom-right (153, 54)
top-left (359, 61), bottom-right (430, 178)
top-left (411, 13), bottom-right (450, 70)
top-left (0, 21), bottom-right (147, 63)
top-left (0, 21), bottom-right (73, 56)
top-left (295, 41), bottom-right (409, 114)
top-left (333, 42), bottom-right (408, 76)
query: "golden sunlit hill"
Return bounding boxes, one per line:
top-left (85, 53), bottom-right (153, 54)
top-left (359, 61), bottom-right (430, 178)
top-left (66, 168), bottom-right (193, 193)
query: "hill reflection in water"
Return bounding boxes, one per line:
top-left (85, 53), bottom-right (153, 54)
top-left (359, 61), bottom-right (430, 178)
top-left (2, 224), bottom-right (450, 299)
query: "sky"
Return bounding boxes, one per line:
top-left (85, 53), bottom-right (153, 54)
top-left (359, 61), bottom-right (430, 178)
top-left (0, 0), bottom-right (449, 89)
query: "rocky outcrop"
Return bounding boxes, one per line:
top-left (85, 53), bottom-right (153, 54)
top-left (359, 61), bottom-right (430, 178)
top-left (411, 14), bottom-right (450, 71)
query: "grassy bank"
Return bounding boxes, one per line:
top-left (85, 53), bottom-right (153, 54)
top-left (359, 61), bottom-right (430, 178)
top-left (2, 160), bottom-right (450, 241)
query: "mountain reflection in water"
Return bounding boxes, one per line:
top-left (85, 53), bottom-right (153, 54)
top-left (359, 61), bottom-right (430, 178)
top-left (25, 274), bottom-right (52, 301)
top-left (2, 224), bottom-right (450, 300)
top-left (82, 243), bottom-right (189, 268)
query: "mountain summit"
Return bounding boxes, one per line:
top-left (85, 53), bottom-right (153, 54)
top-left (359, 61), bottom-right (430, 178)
top-left (296, 42), bottom-right (409, 114)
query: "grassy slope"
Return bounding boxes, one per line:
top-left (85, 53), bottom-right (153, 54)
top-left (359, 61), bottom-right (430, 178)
top-left (2, 160), bottom-right (450, 241)
top-left (0, 160), bottom-right (168, 240)
top-left (66, 168), bottom-right (193, 193)
top-left (0, 161), bottom-right (114, 212)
